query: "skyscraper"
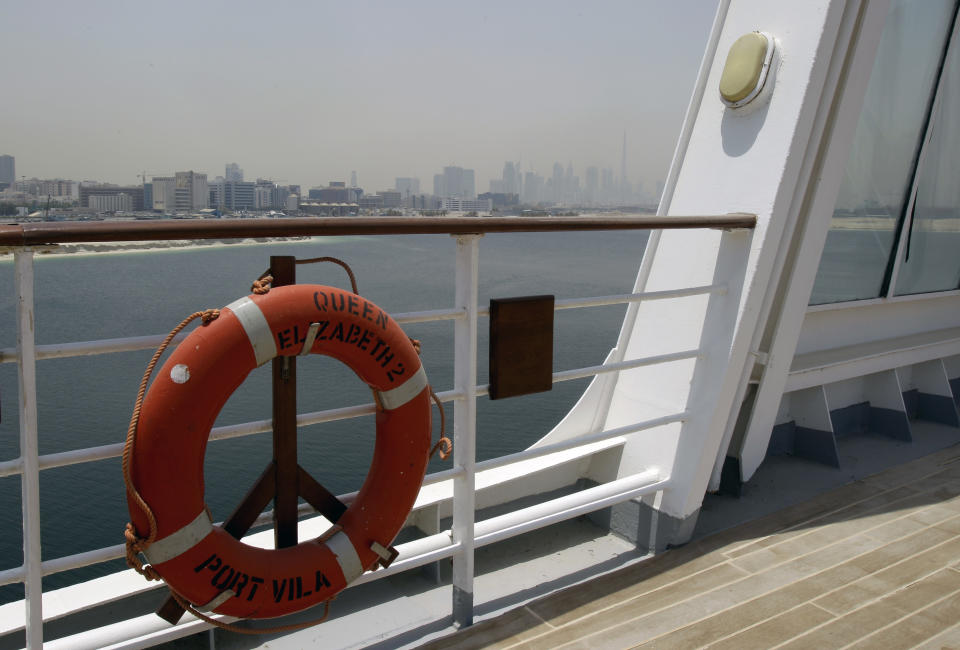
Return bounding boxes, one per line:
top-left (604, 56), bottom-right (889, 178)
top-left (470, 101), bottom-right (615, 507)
top-left (395, 177), bottom-right (420, 197)
top-left (0, 155), bottom-right (14, 187)
top-left (620, 131), bottom-right (627, 187)
top-left (585, 166), bottom-right (599, 205)
top-left (620, 131), bottom-right (630, 203)
top-left (435, 166), bottom-right (476, 199)
top-left (501, 161), bottom-right (520, 196)
top-left (225, 163), bottom-right (243, 182)
top-left (522, 171), bottom-right (544, 204)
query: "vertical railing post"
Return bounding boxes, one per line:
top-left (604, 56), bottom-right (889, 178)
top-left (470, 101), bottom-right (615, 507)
top-left (15, 249), bottom-right (43, 648)
top-left (451, 234), bottom-right (480, 628)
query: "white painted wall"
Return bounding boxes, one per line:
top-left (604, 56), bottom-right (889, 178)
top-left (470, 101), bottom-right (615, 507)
top-left (798, 294), bottom-right (960, 354)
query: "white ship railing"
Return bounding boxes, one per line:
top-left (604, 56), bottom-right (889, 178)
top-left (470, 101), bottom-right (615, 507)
top-left (0, 215), bottom-right (754, 648)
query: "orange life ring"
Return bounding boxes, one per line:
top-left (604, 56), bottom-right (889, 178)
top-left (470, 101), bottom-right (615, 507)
top-left (126, 285), bottom-right (432, 619)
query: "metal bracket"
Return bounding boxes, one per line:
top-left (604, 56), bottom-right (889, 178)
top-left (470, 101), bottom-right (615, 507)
top-left (371, 541), bottom-right (399, 569)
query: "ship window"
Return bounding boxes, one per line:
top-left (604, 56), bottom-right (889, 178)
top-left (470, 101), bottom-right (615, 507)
top-left (809, 0), bottom-right (958, 305)
top-left (893, 29), bottom-right (960, 295)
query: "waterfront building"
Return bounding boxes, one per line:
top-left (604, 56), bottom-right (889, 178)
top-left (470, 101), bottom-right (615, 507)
top-left (310, 182), bottom-right (360, 204)
top-left (88, 193), bottom-right (132, 212)
top-left (440, 197), bottom-right (491, 212)
top-left (408, 193), bottom-right (441, 210)
top-left (174, 171), bottom-right (208, 210)
top-left (358, 194), bottom-right (384, 210)
top-left (0, 155), bottom-right (15, 187)
top-left (377, 190), bottom-right (402, 208)
top-left (209, 180), bottom-right (256, 211)
top-left (79, 183), bottom-right (145, 211)
top-left (299, 201), bottom-right (355, 216)
top-left (150, 177), bottom-right (176, 211)
top-left (13, 178), bottom-right (75, 199)
top-left (254, 186), bottom-right (272, 210)
top-left (478, 192), bottom-right (518, 209)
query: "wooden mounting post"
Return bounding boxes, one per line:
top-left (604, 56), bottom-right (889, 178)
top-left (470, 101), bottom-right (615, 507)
top-left (271, 256), bottom-right (299, 548)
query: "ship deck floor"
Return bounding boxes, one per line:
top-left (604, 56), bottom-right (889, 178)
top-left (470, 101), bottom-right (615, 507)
top-left (424, 437), bottom-right (960, 649)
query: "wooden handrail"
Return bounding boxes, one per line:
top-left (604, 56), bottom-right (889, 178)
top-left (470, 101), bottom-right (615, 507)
top-left (0, 215), bottom-right (756, 246)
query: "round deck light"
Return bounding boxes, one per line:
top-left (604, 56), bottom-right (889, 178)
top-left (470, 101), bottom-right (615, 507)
top-left (720, 32), bottom-right (775, 108)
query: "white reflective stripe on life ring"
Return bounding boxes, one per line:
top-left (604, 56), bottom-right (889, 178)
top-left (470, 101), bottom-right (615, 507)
top-left (143, 510), bottom-right (213, 565)
top-left (326, 530), bottom-right (364, 584)
top-left (376, 365), bottom-right (428, 410)
top-left (200, 589), bottom-right (236, 612)
top-left (225, 296), bottom-right (277, 367)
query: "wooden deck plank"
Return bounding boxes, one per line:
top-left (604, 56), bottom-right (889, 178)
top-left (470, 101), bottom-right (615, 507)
top-left (815, 529), bottom-right (960, 615)
top-left (846, 588), bottom-right (960, 650)
top-left (779, 569), bottom-right (960, 649)
top-left (422, 445), bottom-right (960, 650)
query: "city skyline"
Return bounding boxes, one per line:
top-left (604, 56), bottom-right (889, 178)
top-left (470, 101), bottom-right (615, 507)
top-left (1, 153), bottom-right (660, 208)
top-left (0, 1), bottom-right (719, 195)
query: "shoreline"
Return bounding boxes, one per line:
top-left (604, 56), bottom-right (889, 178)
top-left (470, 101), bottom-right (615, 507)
top-left (0, 236), bottom-right (342, 260)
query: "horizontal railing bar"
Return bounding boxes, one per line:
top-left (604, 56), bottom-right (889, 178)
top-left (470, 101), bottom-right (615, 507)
top-left (0, 215), bottom-right (757, 246)
top-left (0, 389), bottom-right (467, 478)
top-left (0, 458), bottom-right (21, 477)
top-left (553, 349), bottom-right (701, 383)
top-left (0, 566), bottom-right (24, 587)
top-left (0, 332), bottom-right (190, 364)
top-left (350, 469), bottom-right (668, 586)
top-left (473, 350), bottom-right (703, 397)
top-left (474, 471), bottom-right (669, 548)
top-left (0, 308), bottom-right (465, 364)
top-left (352, 536), bottom-right (460, 585)
top-left (474, 412), bottom-right (689, 474)
top-left (252, 463), bottom-right (468, 528)
top-left (0, 283), bottom-right (721, 365)
top-left (394, 307), bottom-right (465, 324)
top-left (464, 285), bottom-right (728, 319)
top-left (553, 284), bottom-right (726, 310)
top-left (41, 544), bottom-right (125, 577)
top-left (37, 443), bottom-right (125, 473)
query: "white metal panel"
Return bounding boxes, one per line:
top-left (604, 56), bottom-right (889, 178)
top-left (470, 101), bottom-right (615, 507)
top-left (797, 294), bottom-right (960, 355)
top-left (734, 0), bottom-right (894, 480)
top-left (863, 370), bottom-right (908, 413)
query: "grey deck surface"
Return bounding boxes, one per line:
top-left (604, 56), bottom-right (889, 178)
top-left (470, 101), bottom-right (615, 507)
top-left (421, 444), bottom-right (960, 649)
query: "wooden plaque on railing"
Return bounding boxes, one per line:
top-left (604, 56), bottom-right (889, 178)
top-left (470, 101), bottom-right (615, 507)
top-left (489, 295), bottom-right (554, 400)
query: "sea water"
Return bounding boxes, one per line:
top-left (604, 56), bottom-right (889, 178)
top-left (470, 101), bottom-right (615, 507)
top-left (0, 230), bottom-right (648, 602)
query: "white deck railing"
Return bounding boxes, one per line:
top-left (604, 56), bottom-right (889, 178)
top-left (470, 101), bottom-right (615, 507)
top-left (0, 215), bottom-right (752, 648)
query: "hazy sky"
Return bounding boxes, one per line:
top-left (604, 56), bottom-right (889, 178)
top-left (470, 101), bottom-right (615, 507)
top-left (1, 1), bottom-right (718, 194)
